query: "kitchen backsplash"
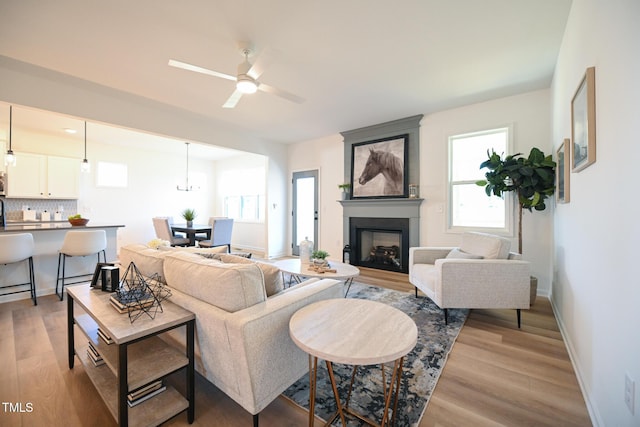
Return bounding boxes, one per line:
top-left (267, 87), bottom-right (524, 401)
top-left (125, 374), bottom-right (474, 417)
top-left (3, 199), bottom-right (78, 221)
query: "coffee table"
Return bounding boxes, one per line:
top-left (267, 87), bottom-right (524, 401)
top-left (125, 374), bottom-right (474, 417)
top-left (289, 298), bottom-right (417, 426)
top-left (274, 258), bottom-right (360, 295)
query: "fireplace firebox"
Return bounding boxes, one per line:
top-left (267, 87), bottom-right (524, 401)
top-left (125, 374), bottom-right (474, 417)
top-left (349, 217), bottom-right (409, 273)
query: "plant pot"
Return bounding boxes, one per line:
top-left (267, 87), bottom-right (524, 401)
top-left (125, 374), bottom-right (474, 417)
top-left (312, 258), bottom-right (329, 268)
top-left (186, 220), bottom-right (193, 227)
top-left (530, 276), bottom-right (538, 306)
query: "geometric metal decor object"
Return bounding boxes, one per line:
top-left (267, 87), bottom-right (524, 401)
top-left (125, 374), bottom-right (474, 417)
top-left (113, 262), bottom-right (172, 323)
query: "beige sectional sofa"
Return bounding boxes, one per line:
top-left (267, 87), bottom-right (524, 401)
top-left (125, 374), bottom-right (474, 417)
top-left (118, 244), bottom-right (343, 424)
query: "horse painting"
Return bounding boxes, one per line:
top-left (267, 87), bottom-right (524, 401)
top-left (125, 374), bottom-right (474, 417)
top-left (357, 147), bottom-right (404, 195)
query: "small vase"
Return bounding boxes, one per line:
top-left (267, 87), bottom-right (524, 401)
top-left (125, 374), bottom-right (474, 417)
top-left (187, 220), bottom-right (193, 227)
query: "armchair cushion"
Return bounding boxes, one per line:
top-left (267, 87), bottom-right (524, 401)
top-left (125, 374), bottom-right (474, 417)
top-left (459, 231), bottom-right (511, 259)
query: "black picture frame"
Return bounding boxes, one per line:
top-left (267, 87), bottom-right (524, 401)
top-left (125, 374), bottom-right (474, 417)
top-left (350, 134), bottom-right (409, 199)
top-left (90, 262), bottom-right (115, 289)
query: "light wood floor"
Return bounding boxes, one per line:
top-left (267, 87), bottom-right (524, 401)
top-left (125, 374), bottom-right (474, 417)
top-left (0, 267), bottom-right (591, 426)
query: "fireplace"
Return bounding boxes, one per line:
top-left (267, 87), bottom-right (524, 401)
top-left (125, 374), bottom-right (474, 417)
top-left (340, 198), bottom-right (422, 275)
top-left (350, 217), bottom-right (409, 273)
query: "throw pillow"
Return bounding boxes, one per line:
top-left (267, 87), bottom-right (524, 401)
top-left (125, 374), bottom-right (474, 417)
top-left (460, 231), bottom-right (511, 259)
top-left (446, 248), bottom-right (484, 259)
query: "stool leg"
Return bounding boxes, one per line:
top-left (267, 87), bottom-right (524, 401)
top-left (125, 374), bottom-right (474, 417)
top-left (56, 253), bottom-right (62, 300)
top-left (29, 256), bottom-right (37, 306)
top-left (57, 253), bottom-right (67, 301)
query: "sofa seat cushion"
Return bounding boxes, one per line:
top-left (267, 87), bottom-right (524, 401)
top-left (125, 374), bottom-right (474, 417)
top-left (164, 251), bottom-right (266, 312)
top-left (460, 232), bottom-right (511, 259)
top-left (409, 263), bottom-right (438, 300)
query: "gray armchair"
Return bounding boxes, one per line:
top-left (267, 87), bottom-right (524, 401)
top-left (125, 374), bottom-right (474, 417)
top-left (198, 217), bottom-right (234, 252)
top-left (409, 232), bottom-right (530, 327)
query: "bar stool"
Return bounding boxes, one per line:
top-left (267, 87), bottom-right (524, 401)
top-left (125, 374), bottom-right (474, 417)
top-left (0, 233), bottom-right (37, 305)
top-left (56, 230), bottom-right (107, 300)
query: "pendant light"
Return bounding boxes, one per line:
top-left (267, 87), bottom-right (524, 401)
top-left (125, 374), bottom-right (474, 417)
top-left (80, 121), bottom-right (90, 173)
top-left (177, 142), bottom-right (199, 191)
top-left (4, 105), bottom-right (16, 167)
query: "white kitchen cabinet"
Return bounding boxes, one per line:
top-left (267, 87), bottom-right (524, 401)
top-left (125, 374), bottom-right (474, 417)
top-left (6, 152), bottom-right (80, 199)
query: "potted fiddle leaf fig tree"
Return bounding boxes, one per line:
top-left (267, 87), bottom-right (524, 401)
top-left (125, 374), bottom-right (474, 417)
top-left (476, 147), bottom-right (555, 306)
top-left (476, 147), bottom-right (556, 254)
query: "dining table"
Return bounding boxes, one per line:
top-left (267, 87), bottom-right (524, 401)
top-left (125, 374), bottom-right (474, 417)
top-left (170, 223), bottom-right (211, 246)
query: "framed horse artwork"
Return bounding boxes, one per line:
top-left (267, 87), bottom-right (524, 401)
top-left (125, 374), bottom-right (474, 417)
top-left (351, 134), bottom-right (409, 199)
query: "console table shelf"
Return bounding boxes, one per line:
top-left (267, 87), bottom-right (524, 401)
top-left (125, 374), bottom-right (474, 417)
top-left (67, 284), bottom-right (195, 427)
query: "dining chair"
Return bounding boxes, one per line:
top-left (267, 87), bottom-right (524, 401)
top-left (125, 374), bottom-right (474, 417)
top-left (198, 217), bottom-right (234, 252)
top-left (152, 217), bottom-right (190, 246)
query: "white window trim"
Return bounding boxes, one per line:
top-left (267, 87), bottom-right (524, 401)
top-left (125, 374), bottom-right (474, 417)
top-left (446, 125), bottom-right (515, 237)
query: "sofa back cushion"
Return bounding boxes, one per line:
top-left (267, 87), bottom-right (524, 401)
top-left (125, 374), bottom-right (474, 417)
top-left (163, 251), bottom-right (266, 312)
top-left (460, 232), bottom-right (511, 259)
top-left (119, 244), bottom-right (172, 282)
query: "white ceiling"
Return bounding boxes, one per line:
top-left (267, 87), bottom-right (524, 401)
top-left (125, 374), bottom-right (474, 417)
top-left (0, 0), bottom-right (572, 146)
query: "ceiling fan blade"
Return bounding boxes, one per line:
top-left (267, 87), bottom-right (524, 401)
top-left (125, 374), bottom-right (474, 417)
top-left (222, 90), bottom-right (244, 108)
top-left (258, 83), bottom-right (305, 104)
top-left (168, 59), bottom-right (236, 81)
top-left (246, 51), bottom-right (270, 80)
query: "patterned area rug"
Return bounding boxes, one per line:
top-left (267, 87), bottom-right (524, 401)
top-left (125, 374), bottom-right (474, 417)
top-left (282, 282), bottom-right (468, 426)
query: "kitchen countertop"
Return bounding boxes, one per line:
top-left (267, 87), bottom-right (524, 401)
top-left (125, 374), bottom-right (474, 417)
top-left (1, 222), bottom-right (125, 232)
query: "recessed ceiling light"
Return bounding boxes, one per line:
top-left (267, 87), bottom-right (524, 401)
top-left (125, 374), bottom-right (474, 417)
top-left (64, 128), bottom-right (77, 134)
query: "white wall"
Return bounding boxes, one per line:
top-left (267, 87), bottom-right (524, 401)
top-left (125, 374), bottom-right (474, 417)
top-left (289, 90), bottom-right (554, 288)
top-left (551, 1), bottom-right (640, 425)
top-left (421, 89), bottom-right (554, 293)
top-left (288, 134), bottom-right (344, 261)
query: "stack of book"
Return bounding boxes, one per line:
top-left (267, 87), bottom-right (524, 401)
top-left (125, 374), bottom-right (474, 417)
top-left (110, 289), bottom-right (156, 314)
top-left (127, 380), bottom-right (166, 407)
top-left (87, 342), bottom-right (105, 366)
top-left (97, 328), bottom-right (113, 345)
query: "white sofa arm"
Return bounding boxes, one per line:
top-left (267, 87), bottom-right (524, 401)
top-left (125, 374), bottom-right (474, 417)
top-left (409, 246), bottom-right (454, 266)
top-left (435, 258), bottom-right (530, 309)
top-left (224, 278), bottom-right (343, 414)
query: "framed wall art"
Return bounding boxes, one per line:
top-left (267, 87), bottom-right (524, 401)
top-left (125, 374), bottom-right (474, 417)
top-left (350, 134), bottom-right (408, 199)
top-left (571, 66), bottom-right (596, 172)
top-left (556, 139), bottom-right (570, 203)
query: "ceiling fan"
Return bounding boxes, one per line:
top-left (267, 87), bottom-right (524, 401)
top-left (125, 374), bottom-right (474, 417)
top-left (168, 43), bottom-right (304, 109)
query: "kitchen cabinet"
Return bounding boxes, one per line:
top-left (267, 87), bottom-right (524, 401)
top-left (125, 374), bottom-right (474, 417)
top-left (6, 152), bottom-right (80, 199)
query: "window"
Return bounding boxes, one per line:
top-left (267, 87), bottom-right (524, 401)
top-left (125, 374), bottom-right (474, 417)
top-left (219, 167), bottom-right (265, 222)
top-left (96, 161), bottom-right (128, 188)
top-left (448, 127), bottom-right (512, 232)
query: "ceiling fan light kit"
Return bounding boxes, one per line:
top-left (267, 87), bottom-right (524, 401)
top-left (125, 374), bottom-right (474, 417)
top-left (236, 75), bottom-right (258, 94)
